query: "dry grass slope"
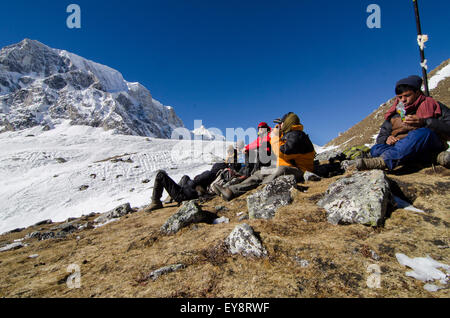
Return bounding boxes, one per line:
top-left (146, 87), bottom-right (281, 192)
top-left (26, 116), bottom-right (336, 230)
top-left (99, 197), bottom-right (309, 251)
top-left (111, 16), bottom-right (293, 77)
top-left (0, 166), bottom-right (449, 298)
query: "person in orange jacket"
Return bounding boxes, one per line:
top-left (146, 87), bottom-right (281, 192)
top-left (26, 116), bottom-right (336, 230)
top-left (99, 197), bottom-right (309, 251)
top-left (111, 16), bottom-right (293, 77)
top-left (214, 112), bottom-right (316, 201)
top-left (270, 112), bottom-right (315, 173)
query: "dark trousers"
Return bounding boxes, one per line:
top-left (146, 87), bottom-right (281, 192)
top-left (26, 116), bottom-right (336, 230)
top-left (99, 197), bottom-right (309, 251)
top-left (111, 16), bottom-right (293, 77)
top-left (153, 171), bottom-right (198, 203)
top-left (193, 163), bottom-right (228, 189)
top-left (228, 166), bottom-right (303, 197)
top-left (370, 128), bottom-right (444, 170)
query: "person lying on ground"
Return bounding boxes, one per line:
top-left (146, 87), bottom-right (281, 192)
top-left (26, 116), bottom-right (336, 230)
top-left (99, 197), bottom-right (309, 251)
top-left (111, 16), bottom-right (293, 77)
top-left (213, 112), bottom-right (316, 201)
top-left (145, 144), bottom-right (247, 212)
top-left (356, 75), bottom-right (450, 171)
top-left (144, 162), bottom-right (227, 212)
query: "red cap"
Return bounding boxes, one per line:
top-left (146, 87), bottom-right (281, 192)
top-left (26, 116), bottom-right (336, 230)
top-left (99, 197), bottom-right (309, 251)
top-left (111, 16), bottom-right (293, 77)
top-left (258, 122), bottom-right (269, 129)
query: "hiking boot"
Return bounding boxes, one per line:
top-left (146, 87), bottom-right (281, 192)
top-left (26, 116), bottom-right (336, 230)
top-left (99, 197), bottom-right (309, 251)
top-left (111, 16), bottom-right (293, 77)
top-left (356, 157), bottom-right (387, 171)
top-left (213, 184), bottom-right (234, 201)
top-left (143, 200), bottom-right (163, 213)
top-left (163, 196), bottom-right (174, 204)
top-left (437, 151), bottom-right (450, 168)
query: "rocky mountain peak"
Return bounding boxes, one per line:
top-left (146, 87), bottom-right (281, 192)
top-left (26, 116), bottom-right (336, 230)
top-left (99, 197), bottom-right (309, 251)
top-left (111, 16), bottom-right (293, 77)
top-left (0, 39), bottom-right (184, 138)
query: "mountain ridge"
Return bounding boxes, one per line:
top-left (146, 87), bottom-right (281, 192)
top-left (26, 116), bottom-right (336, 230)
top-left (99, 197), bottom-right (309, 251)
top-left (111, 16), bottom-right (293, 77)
top-left (0, 39), bottom-right (184, 138)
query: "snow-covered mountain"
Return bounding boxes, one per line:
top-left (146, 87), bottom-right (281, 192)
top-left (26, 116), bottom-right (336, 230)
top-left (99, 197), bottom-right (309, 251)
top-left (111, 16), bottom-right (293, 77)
top-left (191, 125), bottom-right (226, 141)
top-left (0, 39), bottom-right (184, 138)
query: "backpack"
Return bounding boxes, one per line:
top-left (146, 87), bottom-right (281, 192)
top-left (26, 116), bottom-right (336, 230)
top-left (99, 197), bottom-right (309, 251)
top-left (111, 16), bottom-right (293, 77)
top-left (208, 168), bottom-right (240, 195)
top-left (342, 145), bottom-right (371, 160)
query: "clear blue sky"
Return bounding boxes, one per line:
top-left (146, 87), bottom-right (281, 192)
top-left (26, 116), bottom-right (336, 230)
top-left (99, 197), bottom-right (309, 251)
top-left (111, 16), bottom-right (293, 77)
top-left (1, 0), bottom-right (449, 145)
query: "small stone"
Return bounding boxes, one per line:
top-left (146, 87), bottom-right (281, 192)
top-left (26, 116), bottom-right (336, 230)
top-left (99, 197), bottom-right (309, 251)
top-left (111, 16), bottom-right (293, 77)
top-left (224, 223), bottom-right (267, 258)
top-left (371, 250), bottom-right (381, 261)
top-left (34, 219), bottom-right (53, 226)
top-left (28, 254), bottom-right (39, 259)
top-left (0, 242), bottom-right (25, 252)
top-left (160, 201), bottom-right (208, 235)
top-left (7, 227), bottom-right (25, 233)
top-left (79, 185), bottom-right (89, 191)
top-left (148, 264), bottom-right (185, 281)
top-left (55, 157), bottom-right (67, 163)
top-left (213, 216), bottom-right (229, 224)
top-left (238, 214), bottom-right (249, 221)
top-left (94, 203), bottom-right (133, 224)
top-left (294, 256), bottom-right (309, 267)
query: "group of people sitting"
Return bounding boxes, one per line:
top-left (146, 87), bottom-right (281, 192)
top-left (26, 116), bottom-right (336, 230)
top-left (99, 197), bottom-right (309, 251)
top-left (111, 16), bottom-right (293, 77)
top-left (145, 75), bottom-right (450, 212)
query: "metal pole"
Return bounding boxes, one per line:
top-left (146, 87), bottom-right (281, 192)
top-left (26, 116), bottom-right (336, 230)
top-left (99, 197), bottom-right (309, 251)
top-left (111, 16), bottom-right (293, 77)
top-left (413, 0), bottom-right (430, 96)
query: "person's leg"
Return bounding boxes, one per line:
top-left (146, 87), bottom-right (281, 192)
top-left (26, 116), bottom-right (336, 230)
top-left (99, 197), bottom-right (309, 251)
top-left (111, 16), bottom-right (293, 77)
top-left (380, 128), bottom-right (444, 170)
top-left (227, 171), bottom-right (264, 196)
top-left (262, 166), bottom-right (303, 184)
top-left (370, 144), bottom-right (393, 158)
top-left (152, 170), bottom-right (186, 204)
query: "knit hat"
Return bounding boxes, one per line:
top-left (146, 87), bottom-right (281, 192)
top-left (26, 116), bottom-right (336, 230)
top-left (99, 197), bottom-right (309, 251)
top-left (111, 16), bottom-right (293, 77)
top-left (395, 75), bottom-right (423, 92)
top-left (281, 113), bottom-right (300, 133)
top-left (258, 122), bottom-right (270, 129)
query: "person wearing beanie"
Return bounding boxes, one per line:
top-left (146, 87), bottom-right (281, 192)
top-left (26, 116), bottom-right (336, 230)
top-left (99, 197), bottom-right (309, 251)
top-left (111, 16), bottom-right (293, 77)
top-left (214, 112), bottom-right (316, 201)
top-left (357, 75), bottom-right (450, 171)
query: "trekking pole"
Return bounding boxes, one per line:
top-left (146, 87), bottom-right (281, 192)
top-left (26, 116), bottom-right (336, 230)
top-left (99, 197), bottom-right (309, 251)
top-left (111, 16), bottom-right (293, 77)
top-left (412, 0), bottom-right (430, 96)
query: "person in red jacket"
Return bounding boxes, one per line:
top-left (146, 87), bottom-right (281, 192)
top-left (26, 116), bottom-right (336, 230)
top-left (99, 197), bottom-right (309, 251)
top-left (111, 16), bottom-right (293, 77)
top-left (240, 122), bottom-right (272, 177)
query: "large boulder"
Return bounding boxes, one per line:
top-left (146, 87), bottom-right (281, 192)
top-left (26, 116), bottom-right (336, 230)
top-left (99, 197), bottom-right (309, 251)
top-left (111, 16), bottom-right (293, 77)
top-left (224, 223), bottom-right (267, 258)
top-left (94, 203), bottom-right (133, 224)
top-left (160, 200), bottom-right (208, 235)
top-left (247, 175), bottom-right (296, 220)
top-left (318, 170), bottom-right (393, 226)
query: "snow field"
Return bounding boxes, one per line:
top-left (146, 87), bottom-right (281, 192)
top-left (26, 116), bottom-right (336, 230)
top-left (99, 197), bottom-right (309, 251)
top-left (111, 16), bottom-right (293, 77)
top-left (0, 121), bottom-right (230, 234)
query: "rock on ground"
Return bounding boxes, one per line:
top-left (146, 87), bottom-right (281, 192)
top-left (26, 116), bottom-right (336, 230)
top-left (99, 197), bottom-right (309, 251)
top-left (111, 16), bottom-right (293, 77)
top-left (148, 264), bottom-right (186, 281)
top-left (94, 203), bottom-right (133, 224)
top-left (160, 200), bottom-right (208, 235)
top-left (224, 223), bottom-right (267, 258)
top-left (318, 170), bottom-right (393, 226)
top-left (246, 175), bottom-right (297, 220)
top-left (0, 242), bottom-right (25, 252)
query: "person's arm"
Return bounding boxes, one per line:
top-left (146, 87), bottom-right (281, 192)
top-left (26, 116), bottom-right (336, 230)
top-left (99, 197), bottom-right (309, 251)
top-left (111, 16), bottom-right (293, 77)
top-left (245, 137), bottom-right (261, 152)
top-left (280, 131), bottom-right (315, 155)
top-left (423, 103), bottom-right (450, 137)
top-left (376, 120), bottom-right (392, 145)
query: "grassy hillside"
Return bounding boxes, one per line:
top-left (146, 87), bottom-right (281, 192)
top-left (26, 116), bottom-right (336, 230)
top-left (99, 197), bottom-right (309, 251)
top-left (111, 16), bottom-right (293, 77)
top-left (1, 165), bottom-right (448, 298)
